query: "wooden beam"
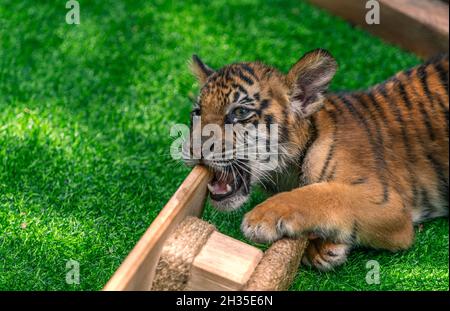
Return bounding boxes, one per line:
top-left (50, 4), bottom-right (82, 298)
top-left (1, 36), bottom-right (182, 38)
top-left (103, 166), bottom-right (211, 291)
top-left (186, 231), bottom-right (263, 290)
top-left (307, 0), bottom-right (449, 59)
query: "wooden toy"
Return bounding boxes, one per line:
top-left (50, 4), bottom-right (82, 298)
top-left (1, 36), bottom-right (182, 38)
top-left (103, 166), bottom-right (308, 291)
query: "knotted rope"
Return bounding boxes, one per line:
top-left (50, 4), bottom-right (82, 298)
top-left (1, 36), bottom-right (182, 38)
top-left (151, 216), bottom-right (215, 290)
top-left (244, 237), bottom-right (307, 291)
top-left (151, 216), bottom-right (307, 291)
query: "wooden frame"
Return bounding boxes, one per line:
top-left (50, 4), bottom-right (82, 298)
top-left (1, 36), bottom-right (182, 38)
top-left (103, 166), bottom-right (211, 291)
top-left (104, 165), bottom-right (306, 291)
top-left (307, 0), bottom-right (449, 59)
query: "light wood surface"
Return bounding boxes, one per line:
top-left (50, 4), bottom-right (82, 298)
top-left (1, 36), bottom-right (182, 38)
top-left (103, 165), bottom-right (211, 291)
top-left (307, 0), bottom-right (449, 59)
top-left (186, 231), bottom-right (263, 290)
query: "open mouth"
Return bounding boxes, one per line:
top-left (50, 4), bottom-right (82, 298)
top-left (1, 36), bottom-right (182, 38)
top-left (207, 167), bottom-right (249, 201)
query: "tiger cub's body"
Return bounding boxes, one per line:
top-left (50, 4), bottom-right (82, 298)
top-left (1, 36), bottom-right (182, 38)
top-left (188, 50), bottom-right (448, 270)
top-left (309, 59), bottom-right (449, 225)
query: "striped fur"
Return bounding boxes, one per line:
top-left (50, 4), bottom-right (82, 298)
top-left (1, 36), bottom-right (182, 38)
top-left (189, 50), bottom-right (449, 270)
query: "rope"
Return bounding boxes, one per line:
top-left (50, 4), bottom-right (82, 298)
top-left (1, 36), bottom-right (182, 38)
top-left (244, 237), bottom-right (308, 291)
top-left (151, 216), bottom-right (215, 290)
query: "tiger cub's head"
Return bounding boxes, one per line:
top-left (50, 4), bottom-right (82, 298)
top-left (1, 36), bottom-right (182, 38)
top-left (184, 49), bottom-right (337, 211)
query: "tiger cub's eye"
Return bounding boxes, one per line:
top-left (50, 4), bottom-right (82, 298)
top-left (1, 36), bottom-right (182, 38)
top-left (233, 107), bottom-right (252, 120)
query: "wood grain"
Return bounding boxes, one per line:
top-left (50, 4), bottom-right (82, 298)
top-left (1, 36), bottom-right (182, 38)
top-left (186, 231), bottom-right (263, 290)
top-left (307, 0), bottom-right (449, 59)
top-left (103, 165), bottom-right (211, 291)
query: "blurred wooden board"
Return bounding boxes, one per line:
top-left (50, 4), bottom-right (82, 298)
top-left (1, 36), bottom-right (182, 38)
top-left (307, 0), bottom-right (449, 59)
top-left (186, 231), bottom-right (263, 290)
top-left (103, 166), bottom-right (211, 291)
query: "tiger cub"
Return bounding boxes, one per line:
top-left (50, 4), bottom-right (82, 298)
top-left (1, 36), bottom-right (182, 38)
top-left (186, 49), bottom-right (449, 270)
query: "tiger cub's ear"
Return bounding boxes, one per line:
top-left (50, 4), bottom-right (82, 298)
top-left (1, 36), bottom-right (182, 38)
top-left (287, 49), bottom-right (337, 117)
top-left (190, 55), bottom-right (215, 85)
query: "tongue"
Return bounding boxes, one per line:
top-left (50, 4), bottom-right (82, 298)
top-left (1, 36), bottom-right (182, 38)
top-left (214, 181), bottom-right (229, 194)
top-left (208, 180), bottom-right (232, 195)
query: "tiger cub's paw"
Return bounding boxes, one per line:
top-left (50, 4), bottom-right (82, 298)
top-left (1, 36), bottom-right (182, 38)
top-left (301, 239), bottom-right (350, 271)
top-left (241, 200), bottom-right (301, 243)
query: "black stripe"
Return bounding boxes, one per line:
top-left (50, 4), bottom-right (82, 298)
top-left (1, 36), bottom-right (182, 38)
top-left (317, 142), bottom-right (335, 181)
top-left (236, 69), bottom-right (254, 85)
top-left (263, 114), bottom-right (275, 145)
top-left (366, 92), bottom-right (389, 126)
top-left (419, 64), bottom-right (449, 139)
top-left (433, 62), bottom-right (449, 97)
top-left (317, 108), bottom-right (337, 182)
top-left (233, 91), bottom-right (240, 103)
top-left (325, 163), bottom-right (337, 181)
top-left (232, 83), bottom-right (248, 95)
top-left (417, 65), bottom-right (434, 103)
top-left (435, 96), bottom-right (449, 137)
top-left (349, 221), bottom-right (359, 245)
top-left (223, 67), bottom-right (232, 82)
top-left (409, 69), bottom-right (437, 141)
top-left (418, 99), bottom-right (436, 141)
top-left (281, 108), bottom-right (290, 143)
top-left (417, 65), bottom-right (441, 131)
top-left (426, 153), bottom-right (449, 205)
top-left (397, 80), bottom-right (413, 110)
top-left (260, 99), bottom-right (270, 110)
top-left (239, 95), bottom-right (254, 105)
top-left (264, 114), bottom-right (274, 125)
top-left (419, 188), bottom-right (435, 220)
top-left (298, 118), bottom-right (318, 185)
top-left (240, 64), bottom-right (258, 80)
top-left (419, 102), bottom-right (436, 141)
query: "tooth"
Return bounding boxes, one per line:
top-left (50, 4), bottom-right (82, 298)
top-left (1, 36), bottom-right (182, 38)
top-left (207, 183), bottom-right (215, 193)
top-left (226, 184), bottom-right (232, 193)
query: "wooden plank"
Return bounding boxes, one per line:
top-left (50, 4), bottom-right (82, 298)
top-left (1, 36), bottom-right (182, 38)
top-left (103, 165), bottom-right (212, 291)
top-left (307, 0), bottom-right (449, 59)
top-left (186, 231), bottom-right (263, 290)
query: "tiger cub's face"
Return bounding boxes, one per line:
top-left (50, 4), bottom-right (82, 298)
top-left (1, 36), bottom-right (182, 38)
top-left (185, 49), bottom-right (337, 211)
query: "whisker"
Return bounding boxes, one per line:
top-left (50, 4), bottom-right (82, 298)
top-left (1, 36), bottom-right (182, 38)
top-left (232, 161), bottom-right (249, 193)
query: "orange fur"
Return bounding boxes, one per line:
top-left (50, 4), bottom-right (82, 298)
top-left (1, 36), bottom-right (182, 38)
top-left (189, 51), bottom-right (449, 270)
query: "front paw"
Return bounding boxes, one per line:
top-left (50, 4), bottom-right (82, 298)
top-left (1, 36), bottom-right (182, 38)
top-left (241, 198), bottom-right (301, 243)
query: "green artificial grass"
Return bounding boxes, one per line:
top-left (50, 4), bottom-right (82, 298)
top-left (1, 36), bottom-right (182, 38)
top-left (0, 0), bottom-right (448, 291)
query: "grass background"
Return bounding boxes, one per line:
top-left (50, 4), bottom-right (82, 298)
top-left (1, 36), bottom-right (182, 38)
top-left (0, 0), bottom-right (448, 290)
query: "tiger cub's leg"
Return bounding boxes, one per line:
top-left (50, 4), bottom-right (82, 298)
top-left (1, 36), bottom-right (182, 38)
top-left (241, 182), bottom-right (414, 268)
